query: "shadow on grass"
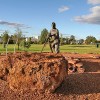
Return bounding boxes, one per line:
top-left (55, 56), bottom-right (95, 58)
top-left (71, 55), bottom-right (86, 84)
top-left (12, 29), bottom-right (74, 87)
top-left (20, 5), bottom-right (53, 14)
top-left (55, 73), bottom-right (100, 95)
top-left (68, 45), bottom-right (93, 48)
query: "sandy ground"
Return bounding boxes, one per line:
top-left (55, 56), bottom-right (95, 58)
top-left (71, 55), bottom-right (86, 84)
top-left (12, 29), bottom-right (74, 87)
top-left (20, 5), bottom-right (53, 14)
top-left (0, 53), bottom-right (100, 100)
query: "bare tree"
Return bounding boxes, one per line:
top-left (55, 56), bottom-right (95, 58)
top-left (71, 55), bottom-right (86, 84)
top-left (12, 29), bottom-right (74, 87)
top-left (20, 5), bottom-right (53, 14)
top-left (13, 28), bottom-right (23, 50)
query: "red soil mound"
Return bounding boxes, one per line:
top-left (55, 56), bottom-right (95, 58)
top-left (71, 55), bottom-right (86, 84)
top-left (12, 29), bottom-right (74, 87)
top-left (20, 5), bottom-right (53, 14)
top-left (0, 52), bottom-right (68, 93)
top-left (0, 52), bottom-right (100, 100)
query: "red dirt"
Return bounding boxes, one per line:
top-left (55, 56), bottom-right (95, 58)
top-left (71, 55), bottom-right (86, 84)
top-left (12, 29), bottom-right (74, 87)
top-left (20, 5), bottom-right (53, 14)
top-left (0, 52), bottom-right (100, 100)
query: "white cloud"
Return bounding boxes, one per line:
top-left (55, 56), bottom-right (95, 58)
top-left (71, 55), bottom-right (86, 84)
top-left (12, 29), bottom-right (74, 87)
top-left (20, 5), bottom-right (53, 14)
top-left (58, 6), bottom-right (69, 13)
top-left (74, 6), bottom-right (100, 25)
top-left (0, 20), bottom-right (31, 29)
top-left (88, 0), bottom-right (100, 5)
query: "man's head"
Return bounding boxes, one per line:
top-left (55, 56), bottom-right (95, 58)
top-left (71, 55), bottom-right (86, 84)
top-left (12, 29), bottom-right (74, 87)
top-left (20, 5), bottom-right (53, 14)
top-left (52, 22), bottom-right (56, 29)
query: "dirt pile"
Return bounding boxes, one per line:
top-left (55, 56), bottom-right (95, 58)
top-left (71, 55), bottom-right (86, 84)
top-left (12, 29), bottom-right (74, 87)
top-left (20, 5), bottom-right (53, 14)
top-left (0, 52), bottom-right (68, 93)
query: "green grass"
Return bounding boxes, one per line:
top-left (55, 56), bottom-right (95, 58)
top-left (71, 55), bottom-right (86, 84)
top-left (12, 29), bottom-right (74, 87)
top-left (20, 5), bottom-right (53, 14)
top-left (60, 45), bottom-right (100, 54)
top-left (0, 44), bottom-right (100, 54)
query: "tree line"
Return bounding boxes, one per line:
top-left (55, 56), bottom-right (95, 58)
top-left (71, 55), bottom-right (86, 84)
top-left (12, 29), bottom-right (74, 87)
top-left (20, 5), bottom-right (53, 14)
top-left (0, 28), bottom-right (99, 50)
top-left (39, 28), bottom-right (99, 45)
top-left (0, 29), bottom-right (31, 50)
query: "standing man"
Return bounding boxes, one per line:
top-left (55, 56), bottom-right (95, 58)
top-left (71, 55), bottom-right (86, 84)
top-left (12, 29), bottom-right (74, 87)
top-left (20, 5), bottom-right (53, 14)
top-left (48, 22), bottom-right (60, 53)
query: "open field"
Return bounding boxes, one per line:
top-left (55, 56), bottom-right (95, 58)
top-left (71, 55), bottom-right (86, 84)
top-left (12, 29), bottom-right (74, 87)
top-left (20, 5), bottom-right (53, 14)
top-left (0, 44), bottom-right (100, 54)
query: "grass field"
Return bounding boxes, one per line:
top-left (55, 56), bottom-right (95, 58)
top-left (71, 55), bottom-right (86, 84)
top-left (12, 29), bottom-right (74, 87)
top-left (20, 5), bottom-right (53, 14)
top-left (0, 44), bottom-right (100, 54)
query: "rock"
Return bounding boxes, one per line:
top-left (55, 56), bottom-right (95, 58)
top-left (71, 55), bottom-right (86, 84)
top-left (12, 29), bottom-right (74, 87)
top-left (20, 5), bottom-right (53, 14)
top-left (0, 53), bottom-right (68, 93)
top-left (68, 59), bottom-right (77, 64)
top-left (75, 63), bottom-right (83, 68)
top-left (77, 68), bottom-right (85, 73)
top-left (92, 56), bottom-right (100, 59)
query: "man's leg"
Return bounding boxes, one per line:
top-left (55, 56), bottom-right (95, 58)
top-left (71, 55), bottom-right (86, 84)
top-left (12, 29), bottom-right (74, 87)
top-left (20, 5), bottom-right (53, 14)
top-left (49, 43), bottom-right (53, 53)
top-left (55, 43), bottom-right (59, 53)
top-left (51, 42), bottom-right (55, 52)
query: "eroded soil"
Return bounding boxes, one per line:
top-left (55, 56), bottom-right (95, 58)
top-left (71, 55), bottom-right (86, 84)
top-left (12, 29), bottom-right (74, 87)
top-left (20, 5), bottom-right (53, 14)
top-left (0, 52), bottom-right (100, 100)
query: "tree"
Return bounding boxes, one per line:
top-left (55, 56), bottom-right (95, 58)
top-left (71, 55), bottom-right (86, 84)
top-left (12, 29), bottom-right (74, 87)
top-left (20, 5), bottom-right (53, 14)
top-left (66, 37), bottom-right (70, 44)
top-left (13, 29), bottom-right (23, 50)
top-left (60, 34), bottom-right (63, 45)
top-left (77, 39), bottom-right (84, 44)
top-left (85, 36), bottom-right (97, 44)
top-left (2, 30), bottom-right (9, 48)
top-left (40, 28), bottom-right (48, 44)
top-left (59, 34), bottom-right (66, 45)
top-left (28, 37), bottom-right (32, 44)
top-left (69, 35), bottom-right (76, 44)
top-left (9, 35), bottom-right (14, 44)
top-left (20, 40), bottom-right (31, 51)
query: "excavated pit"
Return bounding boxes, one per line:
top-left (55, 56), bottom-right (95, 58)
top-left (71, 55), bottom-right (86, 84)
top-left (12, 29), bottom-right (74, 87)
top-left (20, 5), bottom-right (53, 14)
top-left (0, 52), bottom-right (68, 93)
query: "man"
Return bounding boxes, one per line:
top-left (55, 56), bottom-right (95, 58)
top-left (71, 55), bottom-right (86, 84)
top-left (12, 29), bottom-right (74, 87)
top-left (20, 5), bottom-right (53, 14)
top-left (48, 22), bottom-right (60, 53)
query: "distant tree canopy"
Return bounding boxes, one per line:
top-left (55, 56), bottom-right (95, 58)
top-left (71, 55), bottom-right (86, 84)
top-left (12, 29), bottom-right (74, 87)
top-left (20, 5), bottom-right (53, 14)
top-left (0, 29), bottom-right (99, 46)
top-left (78, 39), bottom-right (84, 44)
top-left (85, 36), bottom-right (97, 44)
top-left (96, 40), bottom-right (100, 43)
top-left (20, 39), bottom-right (31, 50)
top-left (9, 35), bottom-right (14, 44)
top-left (13, 29), bottom-right (23, 50)
top-left (60, 34), bottom-right (67, 45)
top-left (66, 37), bottom-right (70, 44)
top-left (40, 28), bottom-right (48, 44)
top-left (1, 30), bottom-right (9, 48)
top-left (69, 35), bottom-right (76, 44)
top-left (60, 34), bottom-right (63, 45)
top-left (28, 37), bottom-right (32, 44)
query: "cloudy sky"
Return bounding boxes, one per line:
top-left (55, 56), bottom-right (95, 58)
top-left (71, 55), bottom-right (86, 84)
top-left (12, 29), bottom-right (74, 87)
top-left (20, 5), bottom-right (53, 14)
top-left (0, 0), bottom-right (100, 39)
